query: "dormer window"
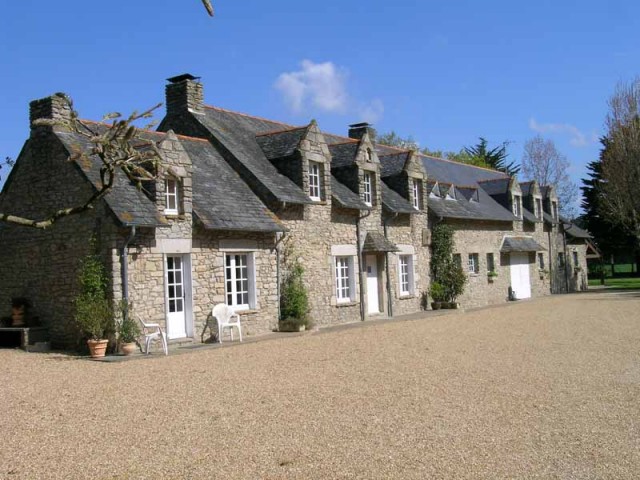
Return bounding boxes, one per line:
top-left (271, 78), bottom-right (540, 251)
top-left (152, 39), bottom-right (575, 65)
top-left (445, 186), bottom-right (456, 201)
top-left (363, 171), bottom-right (373, 206)
top-left (551, 201), bottom-right (558, 220)
top-left (534, 198), bottom-right (542, 219)
top-left (165, 178), bottom-right (179, 215)
top-left (308, 161), bottom-right (322, 201)
top-left (412, 179), bottom-right (423, 210)
top-left (512, 194), bottom-right (522, 218)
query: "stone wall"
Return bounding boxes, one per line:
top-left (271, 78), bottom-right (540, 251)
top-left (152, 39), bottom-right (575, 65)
top-left (0, 130), bottom-right (110, 348)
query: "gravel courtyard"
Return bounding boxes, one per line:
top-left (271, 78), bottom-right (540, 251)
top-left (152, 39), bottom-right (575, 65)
top-left (1, 290), bottom-right (640, 479)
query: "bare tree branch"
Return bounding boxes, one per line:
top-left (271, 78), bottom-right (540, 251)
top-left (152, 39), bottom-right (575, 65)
top-left (0, 96), bottom-right (164, 229)
top-left (202, 0), bottom-right (214, 16)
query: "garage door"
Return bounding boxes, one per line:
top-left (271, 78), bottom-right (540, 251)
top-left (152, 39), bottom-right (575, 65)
top-left (510, 252), bottom-right (531, 299)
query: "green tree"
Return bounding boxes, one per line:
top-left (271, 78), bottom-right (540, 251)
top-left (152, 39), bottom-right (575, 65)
top-left (463, 137), bottom-right (519, 176)
top-left (430, 224), bottom-right (466, 303)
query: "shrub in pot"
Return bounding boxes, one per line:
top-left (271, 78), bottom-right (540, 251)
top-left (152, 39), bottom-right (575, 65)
top-left (429, 281), bottom-right (446, 310)
top-left (279, 246), bottom-right (310, 332)
top-left (116, 301), bottom-right (141, 355)
top-left (74, 241), bottom-right (114, 358)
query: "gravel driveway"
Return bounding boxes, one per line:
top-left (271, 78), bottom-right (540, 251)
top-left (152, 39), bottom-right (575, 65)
top-left (1, 290), bottom-right (639, 479)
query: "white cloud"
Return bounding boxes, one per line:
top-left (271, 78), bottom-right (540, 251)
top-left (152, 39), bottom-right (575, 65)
top-left (275, 60), bottom-right (384, 123)
top-left (529, 118), bottom-right (598, 147)
top-left (358, 98), bottom-right (384, 124)
top-left (275, 60), bottom-right (348, 114)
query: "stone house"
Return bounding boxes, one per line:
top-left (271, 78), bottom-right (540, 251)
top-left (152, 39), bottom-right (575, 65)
top-left (0, 74), bottom-right (590, 348)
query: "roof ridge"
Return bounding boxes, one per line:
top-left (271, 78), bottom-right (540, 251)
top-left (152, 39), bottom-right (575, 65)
top-left (329, 140), bottom-right (359, 146)
top-left (477, 177), bottom-right (509, 183)
top-left (79, 119), bottom-right (210, 143)
top-left (420, 153), bottom-right (509, 175)
top-left (255, 125), bottom-right (308, 137)
top-left (204, 104), bottom-right (295, 128)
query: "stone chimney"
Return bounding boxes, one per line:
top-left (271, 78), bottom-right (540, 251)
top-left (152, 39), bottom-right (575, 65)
top-left (348, 122), bottom-right (376, 142)
top-left (29, 93), bottom-right (72, 131)
top-left (165, 73), bottom-right (204, 115)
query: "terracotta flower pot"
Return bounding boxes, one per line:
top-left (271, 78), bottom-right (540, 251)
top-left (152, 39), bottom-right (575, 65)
top-left (120, 342), bottom-right (138, 356)
top-left (87, 339), bottom-right (109, 358)
top-left (431, 302), bottom-right (442, 310)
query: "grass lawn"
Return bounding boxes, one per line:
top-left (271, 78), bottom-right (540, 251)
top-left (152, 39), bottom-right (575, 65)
top-left (588, 277), bottom-right (640, 289)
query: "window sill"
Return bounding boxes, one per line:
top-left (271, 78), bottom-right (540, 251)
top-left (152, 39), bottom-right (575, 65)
top-left (310, 199), bottom-right (327, 205)
top-left (235, 309), bottom-right (259, 315)
top-left (335, 301), bottom-right (358, 308)
top-left (398, 294), bottom-right (416, 300)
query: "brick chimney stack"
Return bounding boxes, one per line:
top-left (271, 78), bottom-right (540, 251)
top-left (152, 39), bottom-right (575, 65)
top-left (165, 73), bottom-right (204, 115)
top-left (29, 93), bottom-right (72, 131)
top-left (348, 122), bottom-right (376, 142)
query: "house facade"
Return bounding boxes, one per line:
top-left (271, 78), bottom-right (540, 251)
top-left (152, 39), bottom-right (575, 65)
top-left (0, 75), bottom-right (590, 348)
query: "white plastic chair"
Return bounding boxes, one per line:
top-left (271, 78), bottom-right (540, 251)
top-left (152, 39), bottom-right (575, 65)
top-left (211, 303), bottom-right (242, 343)
top-left (136, 314), bottom-right (169, 355)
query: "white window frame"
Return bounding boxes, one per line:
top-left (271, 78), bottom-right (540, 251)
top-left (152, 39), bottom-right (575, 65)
top-left (398, 254), bottom-right (415, 296)
top-left (363, 171), bottom-right (373, 206)
top-left (512, 194), bottom-right (522, 218)
top-left (412, 179), bottom-right (422, 210)
top-left (535, 198), bottom-right (542, 219)
top-left (308, 161), bottom-right (322, 201)
top-left (335, 256), bottom-right (355, 303)
top-left (468, 253), bottom-right (479, 274)
top-left (224, 252), bottom-right (256, 310)
top-left (165, 178), bottom-right (179, 215)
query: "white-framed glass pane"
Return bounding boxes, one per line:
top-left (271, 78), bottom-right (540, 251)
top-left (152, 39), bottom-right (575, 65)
top-left (165, 178), bottom-right (179, 214)
top-left (225, 253), bottom-right (252, 309)
top-left (335, 256), bottom-right (351, 301)
top-left (413, 180), bottom-right (420, 209)
top-left (308, 162), bottom-right (321, 200)
top-left (399, 255), bottom-right (411, 295)
top-left (467, 254), bottom-right (479, 274)
top-left (363, 172), bottom-right (372, 206)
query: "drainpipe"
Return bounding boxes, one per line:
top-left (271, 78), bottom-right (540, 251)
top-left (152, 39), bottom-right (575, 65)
top-left (121, 225), bottom-right (136, 308)
top-left (274, 230), bottom-right (287, 322)
top-left (547, 228), bottom-right (554, 293)
top-left (383, 212), bottom-right (399, 318)
top-left (562, 222), bottom-right (570, 294)
top-left (356, 208), bottom-right (372, 322)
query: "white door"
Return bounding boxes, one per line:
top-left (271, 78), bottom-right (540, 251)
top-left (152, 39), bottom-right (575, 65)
top-left (166, 255), bottom-right (187, 339)
top-left (366, 255), bottom-right (380, 314)
top-left (510, 252), bottom-right (532, 299)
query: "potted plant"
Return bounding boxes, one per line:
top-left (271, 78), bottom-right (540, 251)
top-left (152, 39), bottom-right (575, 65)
top-left (74, 241), bottom-right (114, 358)
top-left (487, 270), bottom-right (498, 283)
top-left (429, 281), bottom-right (446, 310)
top-left (279, 246), bottom-right (310, 332)
top-left (116, 301), bottom-right (141, 355)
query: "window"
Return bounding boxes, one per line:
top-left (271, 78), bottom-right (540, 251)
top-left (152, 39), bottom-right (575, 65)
top-left (512, 194), bottom-right (522, 218)
top-left (538, 253), bottom-right (545, 269)
top-left (363, 172), bottom-right (373, 206)
top-left (558, 252), bottom-right (565, 268)
top-left (429, 182), bottom-right (439, 198)
top-left (552, 201), bottom-right (558, 220)
top-left (572, 251), bottom-right (579, 267)
top-left (398, 255), bottom-right (414, 296)
top-left (468, 253), bottom-right (479, 274)
top-left (165, 178), bottom-right (179, 215)
top-left (308, 161), bottom-right (322, 201)
top-left (412, 179), bottom-right (422, 210)
top-left (453, 254), bottom-right (462, 268)
top-left (225, 253), bottom-right (255, 310)
top-left (335, 256), bottom-right (354, 303)
top-left (535, 198), bottom-right (543, 219)
top-left (486, 253), bottom-right (495, 273)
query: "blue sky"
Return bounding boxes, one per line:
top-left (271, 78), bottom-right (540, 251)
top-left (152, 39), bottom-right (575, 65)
top-left (2, 0), bottom-right (639, 196)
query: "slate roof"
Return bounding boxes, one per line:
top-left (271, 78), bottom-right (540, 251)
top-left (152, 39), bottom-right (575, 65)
top-left (328, 142), bottom-right (359, 168)
top-left (197, 107), bottom-right (312, 205)
top-left (55, 130), bottom-right (166, 227)
top-left (522, 207), bottom-right (541, 224)
top-left (520, 181), bottom-right (534, 196)
top-left (362, 231), bottom-right (399, 252)
top-left (379, 151), bottom-right (410, 178)
top-left (543, 212), bottom-right (558, 225)
top-left (500, 236), bottom-right (546, 252)
top-left (559, 216), bottom-right (591, 239)
top-left (182, 139), bottom-right (285, 232)
top-left (478, 178), bottom-right (511, 196)
top-left (331, 177), bottom-right (369, 211)
top-left (255, 126), bottom-right (307, 160)
top-left (380, 182), bottom-right (417, 214)
top-left (428, 194), bottom-right (516, 222)
top-left (457, 186), bottom-right (479, 202)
